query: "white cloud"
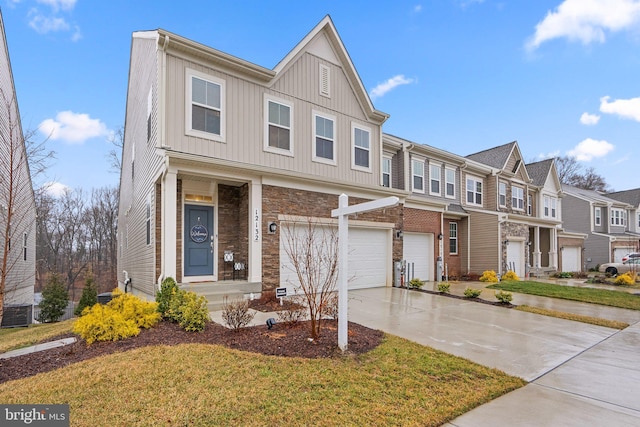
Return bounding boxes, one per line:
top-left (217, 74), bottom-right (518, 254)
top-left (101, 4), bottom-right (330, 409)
top-left (37, 0), bottom-right (77, 12)
top-left (370, 75), bottom-right (415, 100)
top-left (580, 112), bottom-right (600, 125)
top-left (44, 181), bottom-right (70, 197)
top-left (71, 25), bottom-right (82, 42)
top-left (600, 96), bottom-right (640, 121)
top-left (413, 5), bottom-right (422, 13)
top-left (526, 0), bottom-right (640, 51)
top-left (537, 150), bottom-right (561, 160)
top-left (567, 138), bottom-right (614, 161)
top-left (28, 11), bottom-right (69, 34)
top-left (39, 111), bottom-right (110, 144)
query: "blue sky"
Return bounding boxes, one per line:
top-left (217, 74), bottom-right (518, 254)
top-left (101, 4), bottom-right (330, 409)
top-left (3, 0), bottom-right (639, 194)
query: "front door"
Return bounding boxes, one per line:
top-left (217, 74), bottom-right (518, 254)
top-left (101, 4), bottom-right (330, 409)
top-left (184, 204), bottom-right (214, 276)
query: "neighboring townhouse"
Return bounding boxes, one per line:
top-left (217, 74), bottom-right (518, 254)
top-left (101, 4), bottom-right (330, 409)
top-left (561, 185), bottom-right (639, 267)
top-left (117, 16), bottom-right (408, 299)
top-left (607, 188), bottom-right (640, 236)
top-left (464, 142), bottom-right (563, 278)
top-left (0, 10), bottom-right (37, 325)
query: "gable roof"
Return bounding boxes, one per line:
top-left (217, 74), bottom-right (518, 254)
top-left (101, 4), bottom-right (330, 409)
top-left (607, 188), bottom-right (640, 207)
top-left (526, 158), bottom-right (558, 188)
top-left (562, 184), bottom-right (631, 207)
top-left (465, 141), bottom-right (517, 169)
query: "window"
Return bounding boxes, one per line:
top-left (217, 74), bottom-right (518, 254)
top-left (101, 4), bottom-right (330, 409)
top-left (466, 176), bottom-right (482, 206)
top-left (595, 207), bottom-right (601, 226)
top-left (551, 198), bottom-right (557, 218)
top-left (186, 69), bottom-right (225, 141)
top-left (352, 124), bottom-right (371, 170)
top-left (528, 194), bottom-right (533, 216)
top-left (445, 167), bottom-right (455, 198)
top-left (265, 97), bottom-right (293, 154)
top-left (147, 88), bottom-right (152, 142)
top-left (146, 195), bottom-right (152, 246)
top-left (449, 222), bottom-right (458, 254)
top-left (512, 186), bottom-right (524, 210)
top-left (382, 157), bottom-right (391, 187)
top-left (543, 195), bottom-right (557, 218)
top-left (412, 159), bottom-right (424, 193)
top-left (313, 112), bottom-right (335, 164)
top-left (429, 164), bottom-right (441, 195)
top-left (637, 213), bottom-right (640, 228)
top-left (499, 182), bottom-right (507, 207)
top-left (23, 232), bottom-right (27, 261)
top-left (611, 208), bottom-right (625, 226)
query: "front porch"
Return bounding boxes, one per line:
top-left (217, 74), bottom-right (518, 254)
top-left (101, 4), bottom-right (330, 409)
top-left (178, 280), bottom-right (262, 311)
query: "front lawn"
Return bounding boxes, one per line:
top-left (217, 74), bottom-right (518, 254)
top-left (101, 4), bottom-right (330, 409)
top-left (488, 281), bottom-right (640, 311)
top-left (0, 335), bottom-right (525, 426)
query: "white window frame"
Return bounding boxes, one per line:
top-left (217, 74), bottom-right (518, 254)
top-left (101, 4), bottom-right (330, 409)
top-left (449, 222), bottom-right (458, 255)
top-left (185, 68), bottom-right (225, 142)
top-left (351, 123), bottom-right (372, 172)
top-left (412, 158), bottom-right (425, 193)
top-left (595, 207), bottom-right (601, 226)
top-left (543, 195), bottom-right (557, 218)
top-left (147, 88), bottom-right (152, 143)
top-left (466, 175), bottom-right (483, 206)
top-left (551, 197), bottom-right (557, 218)
top-left (528, 194), bottom-right (533, 216)
top-left (429, 163), bottom-right (441, 196)
top-left (637, 212), bottom-right (640, 228)
top-left (382, 157), bottom-right (392, 188)
top-left (498, 182), bottom-right (507, 207)
top-left (146, 194), bottom-right (152, 246)
top-left (445, 167), bottom-right (455, 199)
top-left (312, 110), bottom-right (336, 165)
top-left (611, 208), bottom-right (625, 226)
top-left (23, 232), bottom-right (27, 261)
top-left (264, 95), bottom-right (294, 156)
top-left (512, 186), bottom-right (524, 211)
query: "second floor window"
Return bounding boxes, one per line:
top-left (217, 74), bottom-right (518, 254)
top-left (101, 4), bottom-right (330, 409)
top-left (610, 208), bottom-right (625, 226)
top-left (430, 164), bottom-right (441, 195)
top-left (352, 125), bottom-right (371, 170)
top-left (466, 176), bottom-right (482, 206)
top-left (412, 159), bottom-right (424, 193)
top-left (499, 182), bottom-right (507, 207)
top-left (190, 75), bottom-right (222, 137)
top-left (512, 186), bottom-right (524, 210)
top-left (543, 195), bottom-right (557, 218)
top-left (595, 207), bottom-right (601, 226)
top-left (313, 113), bottom-right (335, 163)
top-left (528, 194), bottom-right (533, 215)
top-left (382, 157), bottom-right (391, 187)
top-left (445, 167), bottom-right (455, 198)
top-left (267, 100), bottom-right (291, 151)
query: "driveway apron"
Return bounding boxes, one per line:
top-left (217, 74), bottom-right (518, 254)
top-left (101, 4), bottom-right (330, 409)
top-left (348, 287), bottom-right (640, 426)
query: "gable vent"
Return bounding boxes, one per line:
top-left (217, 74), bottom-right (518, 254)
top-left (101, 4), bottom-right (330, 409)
top-left (319, 64), bottom-right (330, 97)
top-left (512, 159), bottom-right (521, 173)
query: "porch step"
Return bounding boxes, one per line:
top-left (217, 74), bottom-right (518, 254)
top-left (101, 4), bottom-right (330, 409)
top-left (179, 281), bottom-right (262, 311)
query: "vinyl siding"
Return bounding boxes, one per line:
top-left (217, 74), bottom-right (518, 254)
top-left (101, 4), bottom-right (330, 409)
top-left (164, 45), bottom-right (380, 187)
top-left (468, 211), bottom-right (499, 273)
top-left (562, 195), bottom-right (591, 234)
top-left (118, 35), bottom-right (162, 297)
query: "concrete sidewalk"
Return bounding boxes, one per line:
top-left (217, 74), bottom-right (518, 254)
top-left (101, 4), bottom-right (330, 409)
top-left (347, 287), bottom-right (640, 426)
top-left (0, 337), bottom-right (77, 359)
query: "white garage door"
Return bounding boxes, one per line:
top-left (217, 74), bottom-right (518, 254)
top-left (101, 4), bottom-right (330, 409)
top-left (403, 233), bottom-right (434, 282)
top-left (279, 223), bottom-right (390, 291)
top-left (614, 248), bottom-right (634, 263)
top-left (562, 247), bottom-right (581, 272)
top-left (506, 241), bottom-right (525, 278)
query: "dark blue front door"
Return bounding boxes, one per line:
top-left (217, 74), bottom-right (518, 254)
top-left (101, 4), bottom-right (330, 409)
top-left (184, 205), bottom-right (214, 276)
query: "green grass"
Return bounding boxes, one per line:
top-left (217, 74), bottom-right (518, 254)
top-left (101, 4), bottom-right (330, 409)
top-left (515, 305), bottom-right (629, 329)
top-left (488, 281), bottom-right (640, 310)
top-left (0, 320), bottom-right (74, 353)
top-left (0, 334), bottom-right (525, 426)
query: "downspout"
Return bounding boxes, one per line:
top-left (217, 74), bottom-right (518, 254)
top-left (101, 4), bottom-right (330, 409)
top-left (157, 33), bottom-right (170, 291)
top-left (402, 142), bottom-right (414, 192)
top-left (460, 162), bottom-right (470, 274)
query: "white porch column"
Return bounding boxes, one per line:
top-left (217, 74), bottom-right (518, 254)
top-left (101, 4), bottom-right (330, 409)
top-left (533, 226), bottom-right (541, 272)
top-left (550, 227), bottom-right (558, 269)
top-left (163, 170), bottom-right (178, 280)
top-left (248, 179), bottom-right (262, 283)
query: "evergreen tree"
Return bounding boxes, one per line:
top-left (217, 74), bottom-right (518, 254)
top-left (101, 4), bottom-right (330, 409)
top-left (75, 273), bottom-right (98, 316)
top-left (37, 273), bottom-right (69, 323)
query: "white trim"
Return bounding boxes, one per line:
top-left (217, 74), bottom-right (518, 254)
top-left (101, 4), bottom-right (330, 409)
top-left (499, 181), bottom-right (507, 207)
top-left (382, 156), bottom-right (392, 187)
top-left (465, 174), bottom-right (483, 207)
top-left (312, 110), bottom-right (337, 165)
top-left (445, 166), bottom-right (455, 199)
top-left (185, 68), bottom-right (225, 142)
top-left (429, 163), bottom-right (442, 196)
top-left (263, 94), bottom-right (294, 157)
top-left (411, 157), bottom-right (425, 194)
top-left (449, 221), bottom-right (458, 255)
top-left (351, 122), bottom-right (372, 172)
top-left (512, 185), bottom-right (524, 211)
top-left (319, 63), bottom-right (330, 98)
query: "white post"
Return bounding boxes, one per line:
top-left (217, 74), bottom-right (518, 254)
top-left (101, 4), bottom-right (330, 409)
top-left (337, 194), bottom-right (349, 351)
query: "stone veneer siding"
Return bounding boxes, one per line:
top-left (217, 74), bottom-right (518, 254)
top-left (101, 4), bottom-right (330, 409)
top-left (501, 221), bottom-right (530, 272)
top-left (261, 185), bottom-right (403, 291)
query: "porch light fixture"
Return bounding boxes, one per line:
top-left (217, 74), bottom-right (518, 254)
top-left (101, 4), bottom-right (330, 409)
top-left (437, 233), bottom-right (444, 240)
top-left (395, 230), bottom-right (403, 239)
top-left (503, 240), bottom-right (509, 246)
top-left (268, 222), bottom-right (277, 234)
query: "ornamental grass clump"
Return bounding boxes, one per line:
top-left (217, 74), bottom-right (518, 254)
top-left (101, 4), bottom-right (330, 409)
top-left (479, 270), bottom-right (499, 283)
top-left (408, 278), bottom-right (423, 289)
top-left (464, 287), bottom-right (482, 298)
top-left (495, 290), bottom-right (513, 304)
top-left (615, 272), bottom-right (636, 286)
top-left (437, 282), bottom-right (451, 293)
top-left (501, 270), bottom-right (520, 281)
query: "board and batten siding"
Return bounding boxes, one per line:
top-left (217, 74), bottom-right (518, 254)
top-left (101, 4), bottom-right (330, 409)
top-left (468, 211), bottom-right (499, 274)
top-left (118, 35), bottom-right (163, 298)
top-left (163, 48), bottom-right (381, 187)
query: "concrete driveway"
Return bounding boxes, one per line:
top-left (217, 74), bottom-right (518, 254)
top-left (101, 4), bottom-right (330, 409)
top-left (348, 287), bottom-right (640, 426)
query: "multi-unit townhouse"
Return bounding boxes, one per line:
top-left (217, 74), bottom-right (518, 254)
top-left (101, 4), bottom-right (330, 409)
top-left (117, 16), bottom-right (408, 299)
top-left (562, 185), bottom-right (639, 267)
top-left (607, 188), bottom-right (640, 237)
top-left (0, 10), bottom-right (37, 326)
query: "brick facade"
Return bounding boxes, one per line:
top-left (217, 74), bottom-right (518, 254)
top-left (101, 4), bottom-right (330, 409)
top-left (217, 184), bottom-right (249, 279)
top-left (443, 218), bottom-right (461, 279)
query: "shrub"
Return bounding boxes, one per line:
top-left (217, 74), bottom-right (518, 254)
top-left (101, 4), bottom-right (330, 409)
top-left (437, 282), bottom-right (451, 293)
top-left (156, 276), bottom-right (179, 319)
top-left (553, 272), bottom-right (573, 279)
top-left (222, 297), bottom-right (255, 330)
top-left (495, 290), bottom-right (513, 304)
top-left (173, 291), bottom-right (209, 332)
top-left (277, 295), bottom-right (307, 325)
top-left (38, 273), bottom-right (69, 323)
top-left (408, 278), bottom-right (423, 289)
top-left (75, 274), bottom-right (98, 316)
top-left (321, 292), bottom-right (338, 320)
top-left (479, 270), bottom-right (499, 283)
top-left (73, 304), bottom-right (139, 344)
top-left (464, 287), bottom-right (482, 298)
top-left (501, 270), bottom-right (520, 281)
top-left (109, 289), bottom-right (161, 329)
top-left (615, 272), bottom-right (636, 286)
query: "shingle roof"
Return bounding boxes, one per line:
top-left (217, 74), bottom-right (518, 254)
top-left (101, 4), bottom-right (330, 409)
top-left (562, 184), bottom-right (629, 206)
top-left (465, 141), bottom-right (516, 169)
top-left (607, 188), bottom-right (640, 207)
top-left (446, 204), bottom-right (467, 214)
top-left (526, 158), bottom-right (554, 187)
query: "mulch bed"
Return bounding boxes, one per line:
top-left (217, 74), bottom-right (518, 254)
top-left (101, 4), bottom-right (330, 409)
top-left (0, 320), bottom-right (383, 384)
top-left (410, 287), bottom-right (516, 308)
